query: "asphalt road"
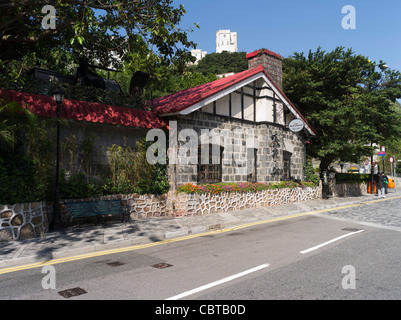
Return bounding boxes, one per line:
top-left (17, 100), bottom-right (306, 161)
top-left (1, 196), bottom-right (401, 303)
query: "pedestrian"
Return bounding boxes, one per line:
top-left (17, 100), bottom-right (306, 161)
top-left (377, 172), bottom-right (386, 198)
top-left (384, 174), bottom-right (389, 194)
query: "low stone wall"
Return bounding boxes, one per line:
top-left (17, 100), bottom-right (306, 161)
top-left (0, 201), bottom-right (49, 241)
top-left (0, 185), bottom-right (322, 241)
top-left (124, 194), bottom-right (169, 219)
top-left (171, 186), bottom-right (322, 217)
top-left (327, 178), bottom-right (368, 198)
top-left (331, 182), bottom-right (368, 197)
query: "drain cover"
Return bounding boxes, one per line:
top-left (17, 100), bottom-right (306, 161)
top-left (107, 261), bottom-right (125, 267)
top-left (152, 263), bottom-right (173, 269)
top-left (58, 287), bottom-right (87, 298)
top-left (342, 228), bottom-right (362, 232)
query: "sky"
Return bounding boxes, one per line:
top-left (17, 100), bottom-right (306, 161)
top-left (174, 0), bottom-right (401, 72)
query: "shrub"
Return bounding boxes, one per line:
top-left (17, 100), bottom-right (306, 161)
top-left (335, 173), bottom-right (371, 184)
top-left (105, 139), bottom-right (169, 195)
top-left (0, 154), bottom-right (48, 204)
top-left (305, 162), bottom-right (320, 186)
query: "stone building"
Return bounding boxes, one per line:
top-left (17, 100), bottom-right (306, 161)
top-left (153, 49), bottom-right (316, 189)
top-left (1, 48), bottom-right (316, 190)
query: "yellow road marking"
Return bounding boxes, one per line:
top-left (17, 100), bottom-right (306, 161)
top-left (1, 195), bottom-right (400, 275)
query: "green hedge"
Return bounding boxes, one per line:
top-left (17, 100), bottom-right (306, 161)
top-left (335, 173), bottom-right (371, 184)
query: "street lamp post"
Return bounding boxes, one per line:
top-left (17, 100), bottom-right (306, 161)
top-left (50, 87), bottom-right (65, 231)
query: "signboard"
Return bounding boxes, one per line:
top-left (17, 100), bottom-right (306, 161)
top-left (378, 151), bottom-right (386, 157)
top-left (288, 119), bottom-right (305, 133)
top-left (390, 157), bottom-right (394, 163)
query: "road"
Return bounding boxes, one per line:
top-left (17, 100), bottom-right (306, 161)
top-left (1, 195), bottom-right (401, 305)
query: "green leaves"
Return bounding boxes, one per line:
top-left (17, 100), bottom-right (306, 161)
top-left (1, 0), bottom-right (197, 73)
top-left (283, 46), bottom-right (401, 170)
top-left (195, 51), bottom-right (248, 75)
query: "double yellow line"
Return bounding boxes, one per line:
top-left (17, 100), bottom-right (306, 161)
top-left (1, 195), bottom-right (401, 275)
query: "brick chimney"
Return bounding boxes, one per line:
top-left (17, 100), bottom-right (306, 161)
top-left (246, 49), bottom-right (283, 88)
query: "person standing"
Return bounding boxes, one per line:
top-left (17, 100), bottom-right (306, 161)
top-left (377, 172), bottom-right (386, 198)
top-left (384, 174), bottom-right (389, 194)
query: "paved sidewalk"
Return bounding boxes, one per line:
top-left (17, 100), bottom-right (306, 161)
top-left (0, 190), bottom-right (398, 269)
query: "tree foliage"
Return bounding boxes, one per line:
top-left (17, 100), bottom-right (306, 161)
top-left (0, 1), bottom-right (204, 109)
top-left (0, 0), bottom-right (197, 75)
top-left (195, 51), bottom-right (248, 76)
top-left (283, 47), bottom-right (401, 171)
top-left (147, 68), bottom-right (217, 99)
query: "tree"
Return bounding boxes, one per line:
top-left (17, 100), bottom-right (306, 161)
top-left (147, 68), bottom-right (217, 98)
top-left (283, 47), bottom-right (401, 172)
top-left (195, 51), bottom-right (248, 76)
top-left (0, 0), bottom-right (197, 74)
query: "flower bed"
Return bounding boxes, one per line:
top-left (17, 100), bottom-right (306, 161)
top-left (177, 181), bottom-right (318, 195)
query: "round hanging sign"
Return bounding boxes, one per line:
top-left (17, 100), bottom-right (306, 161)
top-left (288, 119), bottom-right (305, 133)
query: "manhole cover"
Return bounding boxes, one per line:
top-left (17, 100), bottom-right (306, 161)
top-left (107, 261), bottom-right (125, 267)
top-left (152, 263), bottom-right (173, 269)
top-left (342, 228), bottom-right (362, 232)
top-left (58, 287), bottom-right (87, 298)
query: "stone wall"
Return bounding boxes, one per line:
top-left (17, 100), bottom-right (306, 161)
top-left (171, 186), bottom-right (322, 217)
top-left (167, 111), bottom-right (305, 189)
top-left (58, 120), bottom-right (149, 180)
top-left (0, 185), bottom-right (321, 241)
top-left (0, 201), bottom-right (49, 241)
top-left (247, 49), bottom-right (283, 88)
top-left (330, 182), bottom-right (369, 198)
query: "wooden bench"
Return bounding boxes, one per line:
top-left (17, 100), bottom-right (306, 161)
top-left (65, 199), bottom-right (130, 227)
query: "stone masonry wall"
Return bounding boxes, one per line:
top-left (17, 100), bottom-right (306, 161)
top-left (0, 185), bottom-right (320, 241)
top-left (167, 111), bottom-right (305, 189)
top-left (171, 186), bottom-right (322, 217)
top-left (0, 180), bottom-right (371, 242)
top-left (247, 51), bottom-right (283, 88)
top-left (0, 201), bottom-right (49, 241)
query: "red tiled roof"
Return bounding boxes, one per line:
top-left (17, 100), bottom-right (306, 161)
top-left (152, 64), bottom-right (316, 135)
top-left (153, 65), bottom-right (267, 115)
top-left (246, 49), bottom-right (283, 61)
top-left (0, 89), bottom-right (166, 129)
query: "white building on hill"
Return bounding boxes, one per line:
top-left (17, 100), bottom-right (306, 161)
top-left (216, 29), bottom-right (238, 53)
top-left (190, 49), bottom-right (208, 64)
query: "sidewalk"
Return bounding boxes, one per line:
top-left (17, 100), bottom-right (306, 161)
top-left (0, 190), bottom-right (397, 270)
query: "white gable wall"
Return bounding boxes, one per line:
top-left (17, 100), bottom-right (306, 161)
top-left (244, 94), bottom-right (254, 121)
top-left (201, 76), bottom-right (285, 125)
top-left (216, 95), bottom-right (230, 117)
top-left (184, 71), bottom-right (314, 136)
